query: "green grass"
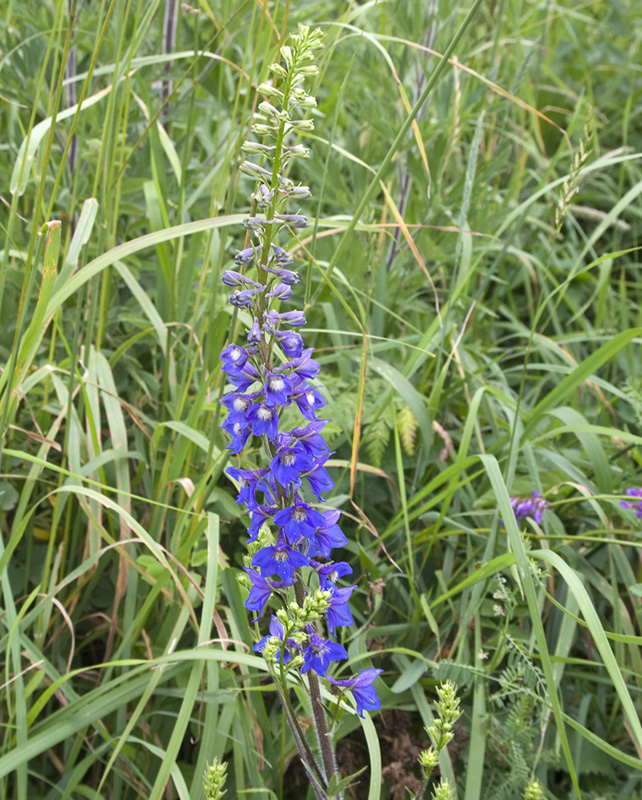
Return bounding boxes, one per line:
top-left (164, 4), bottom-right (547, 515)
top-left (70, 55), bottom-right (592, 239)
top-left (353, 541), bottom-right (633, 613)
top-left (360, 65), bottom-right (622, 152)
top-left (1, 0), bottom-right (642, 798)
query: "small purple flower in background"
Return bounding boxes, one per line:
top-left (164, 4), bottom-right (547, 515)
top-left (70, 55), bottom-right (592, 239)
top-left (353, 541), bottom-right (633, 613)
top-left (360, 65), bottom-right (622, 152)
top-left (621, 488), bottom-right (642, 518)
top-left (508, 490), bottom-right (548, 525)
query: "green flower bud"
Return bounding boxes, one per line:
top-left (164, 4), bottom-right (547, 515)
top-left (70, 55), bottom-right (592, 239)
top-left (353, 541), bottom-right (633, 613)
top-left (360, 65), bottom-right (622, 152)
top-left (203, 758), bottom-right (227, 800)
top-left (418, 746), bottom-right (439, 775)
top-left (258, 83), bottom-right (284, 100)
top-left (432, 778), bottom-right (454, 800)
top-left (523, 779), bottom-right (546, 800)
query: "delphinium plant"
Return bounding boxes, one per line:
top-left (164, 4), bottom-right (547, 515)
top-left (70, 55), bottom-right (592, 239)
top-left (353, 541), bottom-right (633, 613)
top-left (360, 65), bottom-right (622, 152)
top-left (219, 24), bottom-right (382, 799)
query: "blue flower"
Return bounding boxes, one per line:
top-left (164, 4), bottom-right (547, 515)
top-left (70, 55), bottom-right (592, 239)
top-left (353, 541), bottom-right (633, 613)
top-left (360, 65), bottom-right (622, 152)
top-left (220, 344), bottom-right (248, 374)
top-left (325, 585), bottom-right (355, 636)
top-left (273, 496), bottom-right (327, 543)
top-left (254, 616), bottom-right (296, 664)
top-left (509, 491), bottom-right (548, 525)
top-left (252, 534), bottom-right (309, 581)
top-left (274, 213), bottom-right (308, 228)
top-left (227, 363), bottom-right (261, 392)
top-left (247, 403), bottom-right (280, 439)
top-left (229, 287), bottom-right (263, 308)
top-left (293, 383), bottom-right (326, 421)
top-left (270, 443), bottom-right (314, 488)
top-left (263, 372), bottom-right (294, 407)
top-left (221, 416), bottom-right (251, 454)
top-left (226, 466), bottom-right (268, 509)
top-left (621, 488), bottom-right (642, 518)
top-left (266, 283), bottom-right (293, 300)
top-left (301, 631), bottom-right (347, 676)
top-left (318, 561), bottom-right (353, 588)
top-left (244, 569), bottom-right (283, 617)
top-left (222, 270), bottom-right (264, 287)
top-left (248, 317), bottom-right (261, 345)
top-left (277, 331), bottom-right (304, 358)
top-left (235, 244), bottom-right (263, 264)
top-left (220, 392), bottom-right (252, 420)
top-left (308, 510), bottom-right (347, 558)
top-left (328, 668), bottom-right (383, 717)
top-left (305, 460), bottom-right (335, 501)
top-left (246, 505), bottom-right (277, 543)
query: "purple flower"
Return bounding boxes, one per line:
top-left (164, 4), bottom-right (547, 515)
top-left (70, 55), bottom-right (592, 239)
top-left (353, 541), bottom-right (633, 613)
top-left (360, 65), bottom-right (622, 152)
top-left (270, 443), bottom-right (315, 488)
top-left (291, 422), bottom-right (331, 458)
top-left (252, 535), bottom-right (309, 581)
top-left (284, 349), bottom-right (320, 380)
top-left (275, 213), bottom-right (308, 228)
top-left (247, 504), bottom-right (277, 542)
top-left (264, 372), bottom-right (294, 407)
top-left (229, 288), bottom-right (261, 308)
top-left (254, 616), bottom-right (296, 664)
top-left (247, 403), bottom-right (280, 439)
top-left (271, 244), bottom-right (293, 264)
top-left (220, 392), bottom-right (252, 420)
top-left (274, 497), bottom-right (327, 543)
top-left (248, 317), bottom-right (261, 345)
top-left (221, 416), bottom-right (251, 454)
top-left (226, 466), bottom-right (268, 509)
top-left (278, 310), bottom-right (306, 327)
top-left (244, 569), bottom-right (279, 617)
top-left (305, 460), bottom-right (335, 501)
top-left (235, 244), bottom-right (263, 265)
top-left (278, 331), bottom-right (304, 358)
top-left (301, 632), bottom-right (347, 676)
top-left (222, 270), bottom-right (264, 287)
top-left (325, 585), bottom-right (355, 636)
top-left (318, 561), bottom-right (353, 588)
top-left (293, 383), bottom-right (326, 421)
top-left (328, 668), bottom-right (383, 717)
top-left (262, 265), bottom-right (299, 285)
top-left (220, 344), bottom-right (248, 374)
top-left (621, 488), bottom-right (642, 518)
top-left (266, 283), bottom-right (293, 300)
top-left (509, 491), bottom-right (548, 525)
top-left (309, 509), bottom-right (347, 558)
top-left (227, 363), bottom-right (261, 391)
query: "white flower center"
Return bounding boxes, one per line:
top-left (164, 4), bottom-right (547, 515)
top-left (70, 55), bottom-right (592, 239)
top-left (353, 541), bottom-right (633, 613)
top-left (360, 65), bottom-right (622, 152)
top-left (274, 549), bottom-right (288, 562)
top-left (233, 397), bottom-right (248, 412)
top-left (270, 377), bottom-right (285, 392)
top-left (281, 452), bottom-right (295, 466)
top-left (231, 347), bottom-right (241, 361)
top-left (293, 507), bottom-right (307, 522)
top-left (306, 391), bottom-right (315, 405)
top-left (258, 407), bottom-right (272, 420)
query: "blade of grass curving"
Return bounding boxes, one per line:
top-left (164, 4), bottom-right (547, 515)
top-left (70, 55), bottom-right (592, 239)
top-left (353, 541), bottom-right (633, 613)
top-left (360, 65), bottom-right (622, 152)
top-left (521, 328), bottom-right (642, 441)
top-left (532, 548), bottom-right (642, 751)
top-left (478, 454), bottom-right (581, 797)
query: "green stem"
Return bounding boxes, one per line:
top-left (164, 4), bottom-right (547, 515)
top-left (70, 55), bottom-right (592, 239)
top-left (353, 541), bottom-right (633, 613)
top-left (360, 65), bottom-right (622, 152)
top-left (294, 579), bottom-right (338, 792)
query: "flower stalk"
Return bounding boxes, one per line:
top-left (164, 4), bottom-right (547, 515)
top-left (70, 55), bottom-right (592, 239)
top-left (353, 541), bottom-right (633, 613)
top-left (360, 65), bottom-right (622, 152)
top-left (219, 24), bottom-right (383, 797)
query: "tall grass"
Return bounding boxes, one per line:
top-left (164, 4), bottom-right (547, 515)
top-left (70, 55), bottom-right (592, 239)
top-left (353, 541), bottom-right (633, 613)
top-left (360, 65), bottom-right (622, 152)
top-left (1, 0), bottom-right (641, 798)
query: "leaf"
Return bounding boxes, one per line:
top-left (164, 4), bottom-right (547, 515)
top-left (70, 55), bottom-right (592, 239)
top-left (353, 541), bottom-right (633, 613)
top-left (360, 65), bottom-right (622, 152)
top-left (327, 766), bottom-right (367, 798)
top-left (11, 88), bottom-right (113, 196)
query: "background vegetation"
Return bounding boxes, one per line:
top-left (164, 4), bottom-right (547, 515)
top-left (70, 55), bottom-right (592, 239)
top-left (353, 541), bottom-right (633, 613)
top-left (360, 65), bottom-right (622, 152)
top-left (1, 0), bottom-right (642, 798)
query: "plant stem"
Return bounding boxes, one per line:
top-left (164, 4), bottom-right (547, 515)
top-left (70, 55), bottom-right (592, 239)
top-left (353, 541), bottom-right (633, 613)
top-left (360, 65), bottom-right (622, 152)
top-left (274, 674), bottom-right (327, 799)
top-left (295, 579), bottom-right (339, 793)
